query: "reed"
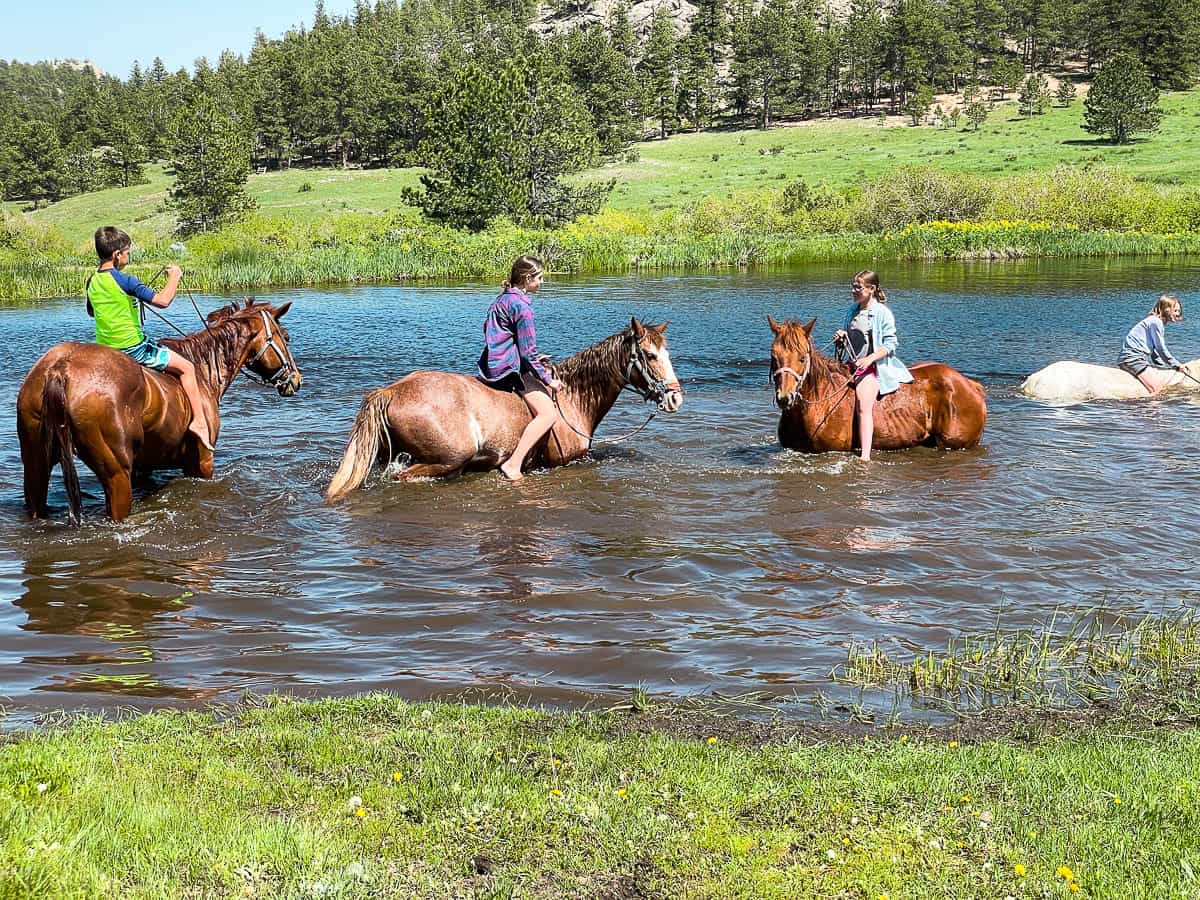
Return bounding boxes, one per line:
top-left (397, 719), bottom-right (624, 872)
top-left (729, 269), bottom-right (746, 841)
top-left (836, 610), bottom-right (1200, 714)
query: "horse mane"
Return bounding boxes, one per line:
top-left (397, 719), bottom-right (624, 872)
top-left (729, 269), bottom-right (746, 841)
top-left (776, 320), bottom-right (845, 388)
top-left (555, 330), bottom-right (630, 404)
top-left (160, 298), bottom-right (262, 390)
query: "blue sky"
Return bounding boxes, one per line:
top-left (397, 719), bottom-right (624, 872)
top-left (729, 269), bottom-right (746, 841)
top-left (3, 1), bottom-right (354, 78)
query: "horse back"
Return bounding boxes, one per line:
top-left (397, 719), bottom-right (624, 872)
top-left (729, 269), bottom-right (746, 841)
top-left (905, 361), bottom-right (986, 447)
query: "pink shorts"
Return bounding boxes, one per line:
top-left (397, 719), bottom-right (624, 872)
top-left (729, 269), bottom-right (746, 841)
top-left (853, 363), bottom-right (878, 380)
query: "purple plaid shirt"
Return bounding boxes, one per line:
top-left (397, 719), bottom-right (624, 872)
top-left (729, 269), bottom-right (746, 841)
top-left (477, 288), bottom-right (553, 384)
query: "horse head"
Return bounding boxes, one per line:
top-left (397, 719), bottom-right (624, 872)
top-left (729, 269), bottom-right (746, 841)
top-left (627, 317), bottom-right (684, 413)
top-left (210, 298), bottom-right (303, 397)
top-left (768, 315), bottom-right (817, 410)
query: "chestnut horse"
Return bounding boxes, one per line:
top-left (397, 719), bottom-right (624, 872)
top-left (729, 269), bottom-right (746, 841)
top-left (768, 316), bottom-right (986, 453)
top-left (326, 318), bottom-right (683, 499)
top-left (17, 299), bottom-right (302, 524)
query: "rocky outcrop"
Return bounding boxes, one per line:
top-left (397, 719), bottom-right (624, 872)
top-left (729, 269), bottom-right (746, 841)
top-left (534, 0), bottom-right (698, 39)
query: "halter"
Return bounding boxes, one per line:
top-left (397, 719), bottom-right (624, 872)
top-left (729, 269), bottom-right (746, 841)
top-left (241, 309), bottom-right (298, 390)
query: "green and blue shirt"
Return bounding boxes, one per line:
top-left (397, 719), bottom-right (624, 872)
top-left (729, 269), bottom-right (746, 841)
top-left (87, 267), bottom-right (155, 350)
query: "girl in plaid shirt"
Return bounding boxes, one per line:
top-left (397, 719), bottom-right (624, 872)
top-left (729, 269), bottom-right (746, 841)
top-left (478, 256), bottom-right (565, 480)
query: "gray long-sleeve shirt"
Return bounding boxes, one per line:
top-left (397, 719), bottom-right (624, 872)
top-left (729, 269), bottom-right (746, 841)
top-left (1120, 314), bottom-right (1180, 370)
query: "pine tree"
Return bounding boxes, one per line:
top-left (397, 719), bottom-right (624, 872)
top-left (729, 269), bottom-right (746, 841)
top-left (638, 5), bottom-right (678, 139)
top-left (562, 26), bottom-right (641, 155)
top-left (407, 57), bottom-right (610, 231)
top-left (1055, 78), bottom-right (1076, 107)
top-left (1084, 51), bottom-right (1163, 144)
top-left (167, 93), bottom-right (256, 235)
top-left (965, 97), bottom-right (989, 130)
top-left (4, 121), bottom-right (67, 207)
top-left (1017, 72), bottom-right (1049, 116)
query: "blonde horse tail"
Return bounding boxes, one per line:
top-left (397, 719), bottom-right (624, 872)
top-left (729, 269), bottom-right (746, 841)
top-left (325, 388), bottom-right (394, 501)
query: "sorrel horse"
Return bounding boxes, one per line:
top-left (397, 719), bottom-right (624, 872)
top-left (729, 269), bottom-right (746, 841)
top-left (17, 299), bottom-right (302, 524)
top-left (325, 317), bottom-right (683, 499)
top-left (768, 316), bottom-right (986, 453)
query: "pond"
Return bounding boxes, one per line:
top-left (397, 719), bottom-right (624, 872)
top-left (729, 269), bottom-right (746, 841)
top-left (2, 258), bottom-right (1199, 726)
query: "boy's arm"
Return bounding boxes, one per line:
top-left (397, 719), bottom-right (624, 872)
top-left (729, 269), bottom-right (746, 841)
top-left (148, 265), bottom-right (183, 308)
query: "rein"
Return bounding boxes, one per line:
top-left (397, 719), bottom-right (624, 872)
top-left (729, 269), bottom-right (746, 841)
top-left (552, 333), bottom-right (678, 449)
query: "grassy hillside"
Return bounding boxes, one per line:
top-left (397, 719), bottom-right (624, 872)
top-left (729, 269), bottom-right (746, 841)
top-left (12, 90), bottom-right (1200, 252)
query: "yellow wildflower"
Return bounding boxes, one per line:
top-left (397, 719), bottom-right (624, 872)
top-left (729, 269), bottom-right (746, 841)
top-left (551, 789), bottom-right (563, 797)
top-left (948, 741), bottom-right (959, 748)
top-left (1014, 864), bottom-right (1026, 876)
top-left (707, 737), bottom-right (718, 745)
top-left (391, 772), bottom-right (402, 783)
top-left (1057, 865), bottom-right (1074, 881)
top-left (899, 735), bottom-right (909, 743)
top-left (1069, 882), bottom-right (1081, 893)
top-left (1112, 796), bottom-right (1122, 805)
top-left (617, 788), bottom-right (627, 798)
top-left (354, 807), bottom-right (368, 819)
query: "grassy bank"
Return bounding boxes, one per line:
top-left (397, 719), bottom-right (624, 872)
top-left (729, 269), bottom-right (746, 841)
top-left (3, 692), bottom-right (1200, 898)
top-left (5, 611), bottom-right (1200, 898)
top-left (5, 90), bottom-right (1200, 301)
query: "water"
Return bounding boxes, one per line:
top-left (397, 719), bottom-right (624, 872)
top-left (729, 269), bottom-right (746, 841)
top-left (3, 259), bottom-right (1199, 726)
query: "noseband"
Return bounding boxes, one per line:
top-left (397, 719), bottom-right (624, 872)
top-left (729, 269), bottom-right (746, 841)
top-left (771, 350), bottom-right (811, 398)
top-left (242, 310), bottom-right (298, 389)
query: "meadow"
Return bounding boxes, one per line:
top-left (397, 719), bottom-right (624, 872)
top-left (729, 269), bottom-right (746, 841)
top-left (5, 90), bottom-right (1200, 300)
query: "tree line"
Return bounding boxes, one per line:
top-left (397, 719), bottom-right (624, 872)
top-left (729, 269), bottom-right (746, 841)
top-left (0, 0), bottom-right (1195, 229)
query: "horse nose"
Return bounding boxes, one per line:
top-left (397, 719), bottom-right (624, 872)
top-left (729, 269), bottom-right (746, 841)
top-left (662, 390), bottom-right (683, 412)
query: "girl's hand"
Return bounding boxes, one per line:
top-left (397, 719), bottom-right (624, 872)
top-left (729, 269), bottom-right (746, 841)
top-left (833, 329), bottom-right (848, 343)
top-left (548, 378), bottom-right (565, 394)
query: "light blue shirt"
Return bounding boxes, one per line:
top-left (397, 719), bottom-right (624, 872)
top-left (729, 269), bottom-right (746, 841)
top-left (842, 301), bottom-right (913, 396)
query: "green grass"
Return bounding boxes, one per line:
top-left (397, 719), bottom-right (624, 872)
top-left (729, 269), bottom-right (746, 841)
top-left (596, 90), bottom-right (1200, 210)
top-left (6, 89), bottom-right (1200, 300)
top-left (3, 694), bottom-right (1200, 898)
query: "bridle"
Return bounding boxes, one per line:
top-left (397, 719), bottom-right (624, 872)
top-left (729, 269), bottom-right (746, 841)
top-left (623, 334), bottom-right (681, 404)
top-left (551, 331), bottom-right (683, 448)
top-left (241, 309), bottom-right (298, 390)
top-left (770, 337), bottom-right (856, 435)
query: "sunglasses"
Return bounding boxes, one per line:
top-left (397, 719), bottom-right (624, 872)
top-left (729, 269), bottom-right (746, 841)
top-left (851, 283), bottom-right (869, 291)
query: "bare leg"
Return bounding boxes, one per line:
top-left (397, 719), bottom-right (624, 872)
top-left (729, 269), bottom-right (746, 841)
top-left (1136, 367), bottom-right (1171, 395)
top-left (499, 390), bottom-right (559, 481)
top-left (855, 374), bottom-right (879, 462)
top-left (163, 350), bottom-right (214, 451)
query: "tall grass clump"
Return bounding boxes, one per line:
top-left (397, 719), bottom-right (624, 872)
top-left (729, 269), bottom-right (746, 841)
top-left (851, 166), bottom-right (996, 232)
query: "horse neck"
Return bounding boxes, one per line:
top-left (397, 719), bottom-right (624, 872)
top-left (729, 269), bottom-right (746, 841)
top-left (801, 348), bottom-right (846, 404)
top-left (162, 319), bottom-right (253, 399)
top-left (555, 333), bottom-right (631, 432)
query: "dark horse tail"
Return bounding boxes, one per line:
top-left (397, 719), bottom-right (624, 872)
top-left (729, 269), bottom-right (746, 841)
top-left (42, 366), bottom-right (84, 526)
top-left (326, 388), bottom-right (393, 501)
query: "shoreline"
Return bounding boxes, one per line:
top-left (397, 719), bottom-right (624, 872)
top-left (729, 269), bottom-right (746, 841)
top-left (5, 222), bottom-right (1200, 304)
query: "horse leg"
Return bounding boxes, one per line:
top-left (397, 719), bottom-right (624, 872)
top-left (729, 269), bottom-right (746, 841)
top-left (397, 461), bottom-right (466, 481)
top-left (18, 416), bottom-right (51, 518)
top-left (83, 427), bottom-right (136, 522)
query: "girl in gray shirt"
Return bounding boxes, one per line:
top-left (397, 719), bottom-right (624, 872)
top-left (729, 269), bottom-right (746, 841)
top-left (1119, 295), bottom-right (1183, 394)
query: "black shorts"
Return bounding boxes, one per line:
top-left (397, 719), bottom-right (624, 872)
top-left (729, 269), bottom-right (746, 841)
top-left (482, 369), bottom-right (548, 397)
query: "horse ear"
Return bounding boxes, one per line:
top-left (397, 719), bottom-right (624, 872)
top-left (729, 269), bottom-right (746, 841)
top-left (656, 320), bottom-right (669, 332)
top-left (768, 315), bottom-right (783, 335)
top-left (273, 301), bottom-right (293, 319)
top-left (803, 318), bottom-right (817, 335)
top-left (630, 317), bottom-right (646, 339)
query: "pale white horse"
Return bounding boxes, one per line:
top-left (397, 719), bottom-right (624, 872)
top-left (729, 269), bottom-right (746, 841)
top-left (1021, 359), bottom-right (1200, 403)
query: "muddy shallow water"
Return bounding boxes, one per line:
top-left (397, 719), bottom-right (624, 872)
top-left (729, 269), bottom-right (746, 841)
top-left (3, 259), bottom-right (1199, 726)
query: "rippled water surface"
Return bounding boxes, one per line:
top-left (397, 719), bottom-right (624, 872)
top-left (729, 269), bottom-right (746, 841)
top-left (3, 259), bottom-right (1200, 726)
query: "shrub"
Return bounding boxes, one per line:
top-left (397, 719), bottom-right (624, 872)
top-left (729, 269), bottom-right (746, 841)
top-left (298, 182), bottom-right (314, 193)
top-left (852, 167), bottom-right (995, 233)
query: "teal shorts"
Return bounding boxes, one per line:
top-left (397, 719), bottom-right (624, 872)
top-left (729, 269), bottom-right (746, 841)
top-left (121, 338), bottom-right (171, 372)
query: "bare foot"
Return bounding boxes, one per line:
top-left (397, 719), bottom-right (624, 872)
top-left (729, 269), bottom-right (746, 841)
top-left (498, 462), bottom-right (523, 481)
top-left (189, 421), bottom-right (215, 452)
